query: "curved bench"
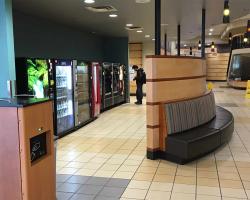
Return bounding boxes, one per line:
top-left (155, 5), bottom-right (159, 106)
top-left (162, 92), bottom-right (234, 164)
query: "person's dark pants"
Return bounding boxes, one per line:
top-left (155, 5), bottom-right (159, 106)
top-left (136, 83), bottom-right (143, 103)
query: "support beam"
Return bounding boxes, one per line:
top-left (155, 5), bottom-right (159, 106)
top-left (155, 0), bottom-right (161, 55)
top-left (0, 0), bottom-right (16, 97)
top-left (164, 33), bottom-right (167, 55)
top-left (177, 24), bottom-right (181, 56)
top-left (201, 8), bottom-right (206, 58)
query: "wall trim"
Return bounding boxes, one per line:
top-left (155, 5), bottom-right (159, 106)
top-left (146, 75), bottom-right (206, 82)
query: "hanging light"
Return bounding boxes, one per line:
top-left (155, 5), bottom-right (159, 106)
top-left (198, 40), bottom-right (201, 50)
top-left (244, 33), bottom-right (248, 43)
top-left (229, 32), bottom-right (232, 44)
top-left (223, 0), bottom-right (230, 24)
top-left (211, 42), bottom-right (215, 52)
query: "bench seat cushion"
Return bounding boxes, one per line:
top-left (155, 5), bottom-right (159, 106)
top-left (165, 106), bottom-right (234, 164)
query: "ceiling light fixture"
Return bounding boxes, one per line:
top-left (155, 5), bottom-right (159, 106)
top-left (211, 42), bottom-right (215, 52)
top-left (244, 33), bottom-right (248, 43)
top-left (198, 40), bottom-right (201, 50)
top-left (145, 35), bottom-right (150, 38)
top-left (109, 14), bottom-right (118, 18)
top-left (229, 32), bottom-right (232, 44)
top-left (152, 38), bottom-right (155, 41)
top-left (209, 28), bottom-right (214, 32)
top-left (126, 24), bottom-right (133, 27)
top-left (184, 44), bottom-right (187, 47)
top-left (209, 32), bottom-right (212, 36)
top-left (223, 0), bottom-right (230, 23)
top-left (84, 0), bottom-right (95, 4)
top-left (137, 30), bottom-right (143, 33)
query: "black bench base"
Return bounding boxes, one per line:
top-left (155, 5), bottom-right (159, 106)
top-left (147, 106), bottom-right (234, 164)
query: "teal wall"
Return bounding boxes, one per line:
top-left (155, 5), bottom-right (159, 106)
top-left (102, 37), bottom-right (129, 67)
top-left (13, 11), bottom-right (104, 61)
top-left (0, 0), bottom-right (16, 97)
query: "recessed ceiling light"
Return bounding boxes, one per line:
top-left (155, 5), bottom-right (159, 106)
top-left (152, 38), bottom-right (155, 41)
top-left (209, 32), bottom-right (212, 36)
top-left (137, 30), bottom-right (143, 33)
top-left (84, 0), bottom-right (95, 4)
top-left (207, 43), bottom-right (211, 46)
top-left (184, 44), bottom-right (187, 47)
top-left (126, 24), bottom-right (133, 27)
top-left (209, 28), bottom-right (214, 32)
top-left (109, 14), bottom-right (118, 18)
top-left (136, 0), bottom-right (151, 3)
top-left (145, 35), bottom-right (150, 38)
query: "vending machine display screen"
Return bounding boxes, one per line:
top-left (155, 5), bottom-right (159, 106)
top-left (27, 59), bottom-right (49, 98)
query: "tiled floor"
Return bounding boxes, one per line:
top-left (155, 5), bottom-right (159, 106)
top-left (57, 83), bottom-right (250, 200)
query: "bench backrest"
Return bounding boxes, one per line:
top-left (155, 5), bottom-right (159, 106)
top-left (165, 92), bottom-right (216, 135)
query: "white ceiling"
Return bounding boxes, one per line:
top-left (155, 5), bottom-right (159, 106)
top-left (13, 0), bottom-right (250, 43)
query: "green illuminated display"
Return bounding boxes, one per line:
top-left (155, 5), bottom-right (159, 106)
top-left (27, 59), bottom-right (49, 98)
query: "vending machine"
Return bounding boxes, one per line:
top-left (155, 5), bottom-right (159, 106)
top-left (102, 62), bottom-right (113, 110)
top-left (91, 62), bottom-right (101, 118)
top-left (53, 59), bottom-right (75, 136)
top-left (15, 58), bottom-right (75, 137)
top-left (73, 60), bottom-right (92, 127)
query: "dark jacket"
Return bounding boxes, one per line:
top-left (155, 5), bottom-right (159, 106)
top-left (134, 68), bottom-right (146, 85)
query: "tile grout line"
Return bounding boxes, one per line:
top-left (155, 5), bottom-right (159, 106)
top-left (143, 160), bottom-right (161, 200)
top-left (169, 164), bottom-right (178, 200)
top-left (214, 152), bottom-right (223, 200)
top-left (228, 139), bottom-right (249, 199)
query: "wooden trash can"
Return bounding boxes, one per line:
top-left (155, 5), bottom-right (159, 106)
top-left (0, 98), bottom-right (56, 200)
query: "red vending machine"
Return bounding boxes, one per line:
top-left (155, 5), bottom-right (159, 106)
top-left (91, 62), bottom-right (101, 118)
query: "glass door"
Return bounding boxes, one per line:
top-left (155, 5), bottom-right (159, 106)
top-left (74, 61), bottom-right (91, 126)
top-left (55, 60), bottom-right (74, 135)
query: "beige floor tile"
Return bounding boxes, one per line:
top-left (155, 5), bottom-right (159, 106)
top-left (153, 174), bottom-right (175, 183)
top-left (150, 182), bottom-right (173, 192)
top-left (243, 181), bottom-right (250, 190)
top-left (65, 161), bottom-right (85, 168)
top-left (197, 177), bottom-right (219, 187)
top-left (156, 167), bottom-right (176, 175)
top-left (146, 190), bottom-right (171, 200)
top-left (118, 165), bottom-right (139, 172)
top-left (137, 166), bottom-right (157, 173)
top-left (58, 167), bottom-right (78, 175)
top-left (174, 175), bottom-right (196, 185)
top-left (128, 180), bottom-right (151, 190)
top-left (112, 171), bottom-right (135, 179)
top-left (133, 173), bottom-right (155, 181)
top-left (220, 179), bottom-right (244, 189)
top-left (172, 183), bottom-right (196, 194)
top-left (74, 168), bottom-right (96, 176)
top-left (122, 188), bottom-right (148, 199)
top-left (176, 169), bottom-right (196, 177)
top-left (100, 164), bottom-right (120, 171)
top-left (94, 170), bottom-right (115, 178)
top-left (197, 186), bottom-right (221, 196)
top-left (219, 172), bottom-right (241, 181)
top-left (197, 171), bottom-right (218, 179)
top-left (196, 195), bottom-right (221, 200)
top-left (221, 188), bottom-right (247, 199)
top-left (56, 161), bottom-right (69, 168)
top-left (170, 192), bottom-right (195, 200)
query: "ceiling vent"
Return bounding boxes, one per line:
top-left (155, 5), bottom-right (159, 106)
top-left (85, 5), bottom-right (117, 13)
top-left (125, 26), bottom-right (143, 31)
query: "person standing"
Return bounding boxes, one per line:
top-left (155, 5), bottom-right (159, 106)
top-left (132, 65), bottom-right (146, 105)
